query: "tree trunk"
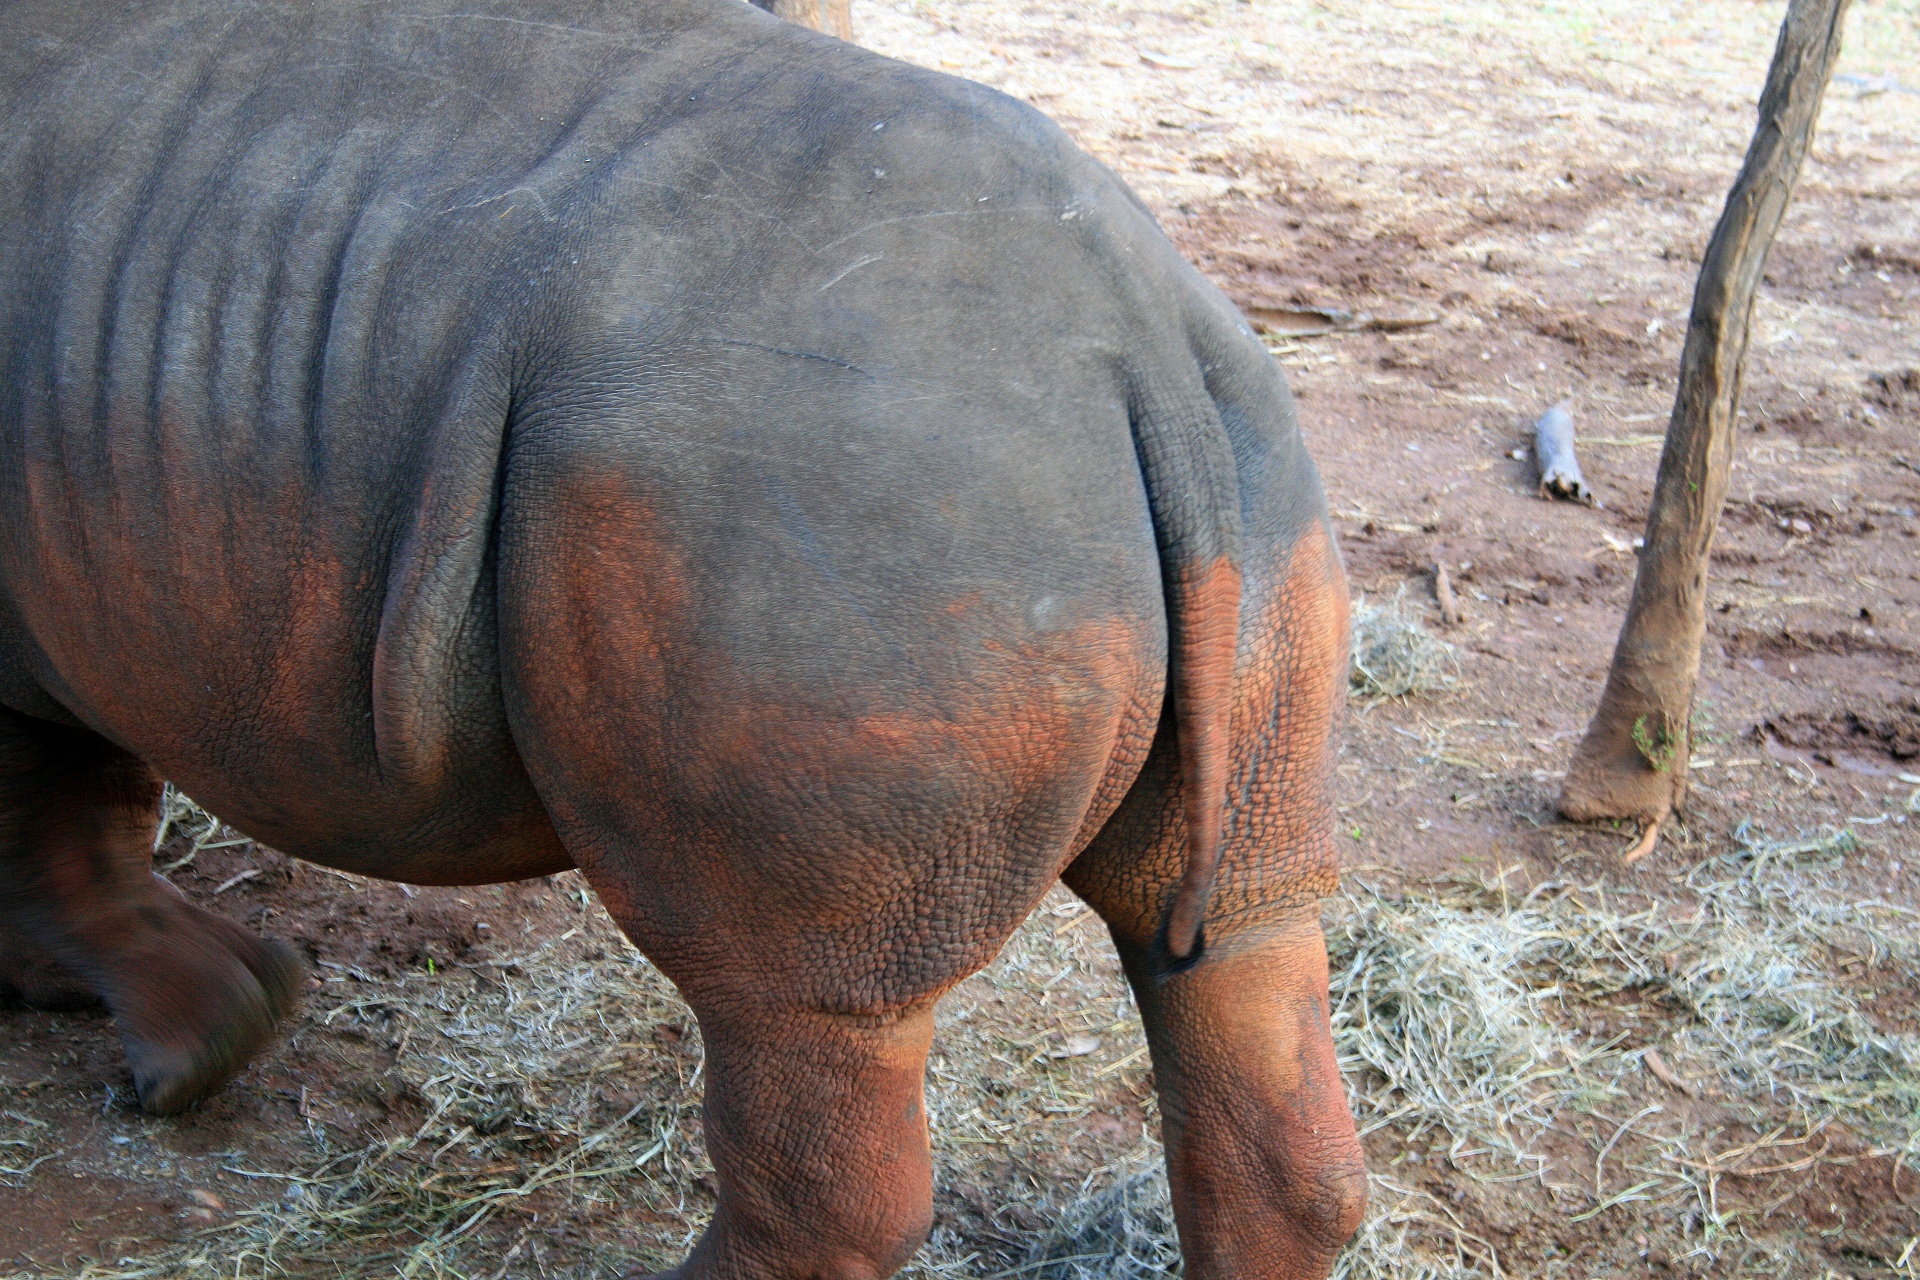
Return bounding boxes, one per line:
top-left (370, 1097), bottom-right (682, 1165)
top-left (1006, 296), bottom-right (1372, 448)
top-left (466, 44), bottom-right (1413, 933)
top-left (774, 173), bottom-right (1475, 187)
top-left (1558, 0), bottom-right (1851, 835)
top-left (750, 0), bottom-right (854, 41)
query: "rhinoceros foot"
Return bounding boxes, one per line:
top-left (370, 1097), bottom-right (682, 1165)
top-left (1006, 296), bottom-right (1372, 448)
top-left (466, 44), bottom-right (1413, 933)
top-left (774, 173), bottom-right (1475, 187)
top-left (178, 899), bottom-right (308, 1026)
top-left (117, 913), bottom-right (304, 1115)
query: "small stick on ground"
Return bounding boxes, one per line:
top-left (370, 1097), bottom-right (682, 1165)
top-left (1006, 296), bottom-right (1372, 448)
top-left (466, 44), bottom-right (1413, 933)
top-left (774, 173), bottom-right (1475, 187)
top-left (1434, 562), bottom-right (1462, 627)
top-left (1620, 811), bottom-right (1667, 866)
top-left (1643, 1047), bottom-right (1696, 1097)
top-left (1533, 402), bottom-right (1594, 504)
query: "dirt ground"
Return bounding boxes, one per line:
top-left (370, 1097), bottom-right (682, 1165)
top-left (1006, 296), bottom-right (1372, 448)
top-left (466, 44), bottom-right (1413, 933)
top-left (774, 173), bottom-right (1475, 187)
top-left (3, 1), bottom-right (1918, 1277)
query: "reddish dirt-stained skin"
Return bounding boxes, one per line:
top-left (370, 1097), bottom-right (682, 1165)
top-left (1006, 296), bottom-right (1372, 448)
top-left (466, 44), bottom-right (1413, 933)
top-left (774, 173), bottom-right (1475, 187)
top-left (0, 1), bottom-right (1364, 1276)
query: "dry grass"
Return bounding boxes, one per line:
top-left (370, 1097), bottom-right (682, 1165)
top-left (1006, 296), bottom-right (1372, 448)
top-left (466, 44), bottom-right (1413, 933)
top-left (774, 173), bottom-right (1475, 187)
top-left (11, 782), bottom-right (1916, 1280)
top-left (1349, 592), bottom-right (1459, 702)
top-left (151, 784), bottom-right (246, 873)
top-left (0, 1118), bottom-right (55, 1192)
top-left (1006, 1163), bottom-right (1178, 1280)
top-left (1326, 818), bottom-right (1920, 1273)
top-left (33, 896), bottom-right (710, 1279)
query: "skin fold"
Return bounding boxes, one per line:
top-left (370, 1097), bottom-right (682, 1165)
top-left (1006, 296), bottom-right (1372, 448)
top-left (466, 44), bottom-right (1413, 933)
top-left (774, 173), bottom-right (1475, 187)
top-left (0, 1), bottom-right (1365, 1275)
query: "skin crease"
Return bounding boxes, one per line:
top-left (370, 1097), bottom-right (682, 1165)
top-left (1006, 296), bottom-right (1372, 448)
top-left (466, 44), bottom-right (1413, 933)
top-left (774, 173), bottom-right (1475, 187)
top-left (0, 1), bottom-right (1365, 1275)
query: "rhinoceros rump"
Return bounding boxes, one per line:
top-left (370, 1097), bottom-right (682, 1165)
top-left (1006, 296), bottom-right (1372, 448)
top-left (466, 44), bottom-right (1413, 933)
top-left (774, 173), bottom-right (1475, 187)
top-left (0, 1), bottom-right (1365, 1275)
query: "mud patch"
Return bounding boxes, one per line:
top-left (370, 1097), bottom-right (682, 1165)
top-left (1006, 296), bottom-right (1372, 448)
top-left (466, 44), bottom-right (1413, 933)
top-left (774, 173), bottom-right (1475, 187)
top-left (1866, 368), bottom-right (1920, 419)
top-left (1721, 625), bottom-right (1911, 662)
top-left (1799, 1134), bottom-right (1920, 1275)
top-left (1764, 699), bottom-right (1920, 761)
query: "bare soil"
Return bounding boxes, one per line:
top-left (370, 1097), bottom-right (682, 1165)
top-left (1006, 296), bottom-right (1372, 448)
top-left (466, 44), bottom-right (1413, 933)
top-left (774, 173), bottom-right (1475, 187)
top-left (4, 1), bottom-right (1919, 1277)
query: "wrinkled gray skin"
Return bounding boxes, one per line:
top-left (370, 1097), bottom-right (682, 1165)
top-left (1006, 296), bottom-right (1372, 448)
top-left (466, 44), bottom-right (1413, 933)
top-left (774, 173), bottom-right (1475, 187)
top-left (0, 2), bottom-right (1366, 1277)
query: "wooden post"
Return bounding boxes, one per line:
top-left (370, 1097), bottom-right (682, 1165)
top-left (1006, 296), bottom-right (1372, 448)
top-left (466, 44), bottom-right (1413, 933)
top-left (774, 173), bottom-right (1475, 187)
top-left (1558, 0), bottom-right (1852, 859)
top-left (750, 0), bottom-right (854, 41)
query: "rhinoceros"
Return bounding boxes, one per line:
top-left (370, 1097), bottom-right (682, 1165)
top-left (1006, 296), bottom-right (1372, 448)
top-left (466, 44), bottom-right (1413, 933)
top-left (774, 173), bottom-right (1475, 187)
top-left (0, 0), bottom-right (1365, 1275)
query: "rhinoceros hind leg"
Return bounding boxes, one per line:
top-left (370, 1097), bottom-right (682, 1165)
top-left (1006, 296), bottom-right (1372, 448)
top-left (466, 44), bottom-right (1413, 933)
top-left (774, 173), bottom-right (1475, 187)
top-left (0, 708), bottom-right (303, 1113)
top-left (1068, 759), bottom-right (1367, 1279)
top-left (1113, 922), bottom-right (1367, 1279)
top-left (621, 996), bottom-right (938, 1280)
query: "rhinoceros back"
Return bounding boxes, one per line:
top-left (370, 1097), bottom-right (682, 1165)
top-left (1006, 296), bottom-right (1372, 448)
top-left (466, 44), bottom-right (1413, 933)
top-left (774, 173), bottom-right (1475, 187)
top-left (0, 0), bottom-right (749, 872)
top-left (0, 0), bottom-right (1296, 896)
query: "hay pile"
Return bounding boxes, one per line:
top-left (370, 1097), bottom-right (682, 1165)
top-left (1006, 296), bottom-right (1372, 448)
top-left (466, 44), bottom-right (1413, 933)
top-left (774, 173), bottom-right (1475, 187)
top-left (57, 900), bottom-right (711, 1279)
top-left (1349, 593), bottom-right (1458, 702)
top-left (1326, 822), bottom-right (1918, 1274)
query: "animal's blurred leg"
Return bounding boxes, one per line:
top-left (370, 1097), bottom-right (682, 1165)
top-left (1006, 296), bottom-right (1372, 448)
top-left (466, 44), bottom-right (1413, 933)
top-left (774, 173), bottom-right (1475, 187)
top-left (0, 916), bottom-right (97, 1010)
top-left (0, 709), bottom-right (301, 1112)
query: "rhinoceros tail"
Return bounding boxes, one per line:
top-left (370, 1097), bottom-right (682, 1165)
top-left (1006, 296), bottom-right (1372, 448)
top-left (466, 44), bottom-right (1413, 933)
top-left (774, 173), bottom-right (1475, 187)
top-left (1129, 375), bottom-right (1244, 968)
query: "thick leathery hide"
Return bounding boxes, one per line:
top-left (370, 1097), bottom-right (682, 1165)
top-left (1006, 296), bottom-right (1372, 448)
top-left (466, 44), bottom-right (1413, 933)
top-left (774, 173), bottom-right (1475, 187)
top-left (496, 448), bottom-right (1165, 1014)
